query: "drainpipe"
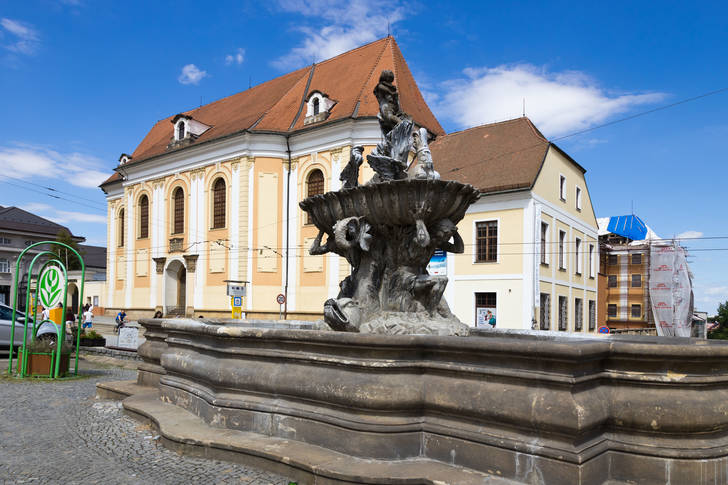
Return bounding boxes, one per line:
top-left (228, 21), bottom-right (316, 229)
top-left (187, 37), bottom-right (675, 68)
top-left (284, 135), bottom-right (292, 319)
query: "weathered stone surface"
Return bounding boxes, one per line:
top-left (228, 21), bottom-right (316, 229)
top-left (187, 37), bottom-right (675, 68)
top-left (142, 319), bottom-right (728, 484)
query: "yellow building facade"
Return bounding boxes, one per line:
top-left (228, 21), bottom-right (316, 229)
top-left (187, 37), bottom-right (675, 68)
top-left (431, 118), bottom-right (599, 332)
top-left (101, 37), bottom-right (445, 319)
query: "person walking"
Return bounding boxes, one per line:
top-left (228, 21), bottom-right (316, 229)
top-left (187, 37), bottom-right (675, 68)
top-left (40, 305), bottom-right (50, 322)
top-left (82, 307), bottom-right (94, 330)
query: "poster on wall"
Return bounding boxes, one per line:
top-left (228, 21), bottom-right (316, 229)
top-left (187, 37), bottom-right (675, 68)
top-left (476, 308), bottom-right (497, 328)
top-left (427, 249), bottom-right (447, 276)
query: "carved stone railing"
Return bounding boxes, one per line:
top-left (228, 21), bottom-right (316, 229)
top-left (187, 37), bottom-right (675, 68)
top-left (153, 320), bottom-right (728, 484)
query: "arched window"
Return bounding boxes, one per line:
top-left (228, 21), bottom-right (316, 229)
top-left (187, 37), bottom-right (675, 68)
top-left (118, 209), bottom-right (125, 247)
top-left (306, 169), bottom-right (325, 224)
top-left (139, 194), bottom-right (149, 239)
top-left (212, 178), bottom-right (226, 229)
top-left (312, 97), bottom-right (320, 116)
top-left (177, 121), bottom-right (185, 140)
top-left (173, 187), bottom-right (184, 234)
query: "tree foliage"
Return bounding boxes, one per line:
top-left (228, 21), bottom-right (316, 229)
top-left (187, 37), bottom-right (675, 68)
top-left (707, 300), bottom-right (728, 340)
top-left (51, 229), bottom-right (84, 271)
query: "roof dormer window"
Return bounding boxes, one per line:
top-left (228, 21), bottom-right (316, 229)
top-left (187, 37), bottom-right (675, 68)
top-left (119, 153), bottom-right (132, 165)
top-left (177, 120), bottom-right (186, 141)
top-left (304, 91), bottom-right (335, 125)
top-left (168, 113), bottom-right (211, 148)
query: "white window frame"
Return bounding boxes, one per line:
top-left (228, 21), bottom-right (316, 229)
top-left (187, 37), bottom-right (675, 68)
top-left (559, 174), bottom-right (567, 201)
top-left (175, 119), bottom-right (187, 141)
top-left (472, 217), bottom-right (500, 264)
top-left (588, 243), bottom-right (595, 278)
top-left (558, 230), bottom-right (566, 270)
top-left (0, 257), bottom-right (9, 273)
top-left (540, 221), bottom-right (550, 265)
top-left (575, 186), bottom-right (582, 211)
top-left (575, 237), bottom-right (582, 275)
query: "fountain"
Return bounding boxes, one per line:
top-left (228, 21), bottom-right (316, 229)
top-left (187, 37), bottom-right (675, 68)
top-left (300, 69), bottom-right (478, 336)
top-left (98, 69), bottom-right (728, 485)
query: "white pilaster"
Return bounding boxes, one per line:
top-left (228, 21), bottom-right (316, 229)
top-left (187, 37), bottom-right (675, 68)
top-left (246, 164), bottom-right (254, 311)
top-left (285, 163), bottom-right (299, 311)
top-left (125, 192), bottom-right (133, 309)
top-left (193, 172), bottom-right (204, 309)
top-left (230, 163), bottom-right (240, 280)
top-left (107, 204), bottom-right (116, 306)
top-left (522, 199), bottom-right (535, 329)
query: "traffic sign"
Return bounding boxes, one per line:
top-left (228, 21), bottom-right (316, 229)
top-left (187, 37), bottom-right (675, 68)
top-left (276, 293), bottom-right (286, 305)
top-left (232, 296), bottom-right (242, 307)
top-left (597, 326), bottom-right (610, 334)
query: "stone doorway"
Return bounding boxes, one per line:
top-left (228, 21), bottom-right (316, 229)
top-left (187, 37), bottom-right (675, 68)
top-left (164, 260), bottom-right (186, 316)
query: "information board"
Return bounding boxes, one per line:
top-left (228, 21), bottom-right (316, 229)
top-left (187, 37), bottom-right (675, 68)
top-left (118, 327), bottom-right (139, 349)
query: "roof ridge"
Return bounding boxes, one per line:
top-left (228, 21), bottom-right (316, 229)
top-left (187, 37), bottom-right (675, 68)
top-left (435, 117), bottom-right (538, 139)
top-left (315, 36), bottom-right (389, 68)
top-left (353, 37), bottom-right (390, 115)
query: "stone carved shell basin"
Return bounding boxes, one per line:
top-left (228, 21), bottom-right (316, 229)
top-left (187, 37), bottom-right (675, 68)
top-left (300, 179), bottom-right (480, 232)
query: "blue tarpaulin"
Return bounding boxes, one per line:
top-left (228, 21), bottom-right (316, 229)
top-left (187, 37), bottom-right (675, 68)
top-left (606, 215), bottom-right (648, 241)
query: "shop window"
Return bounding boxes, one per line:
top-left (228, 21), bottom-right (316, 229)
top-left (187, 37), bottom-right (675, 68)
top-left (475, 292), bottom-right (496, 327)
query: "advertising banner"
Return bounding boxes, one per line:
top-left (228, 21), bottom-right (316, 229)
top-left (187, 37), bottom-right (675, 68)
top-left (427, 249), bottom-right (447, 276)
top-left (650, 243), bottom-right (692, 337)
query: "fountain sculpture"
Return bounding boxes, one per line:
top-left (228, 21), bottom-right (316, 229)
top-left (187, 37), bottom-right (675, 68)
top-left (300, 70), bottom-right (479, 335)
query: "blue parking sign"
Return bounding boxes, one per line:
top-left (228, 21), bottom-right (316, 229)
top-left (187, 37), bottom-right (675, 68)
top-left (232, 296), bottom-right (242, 307)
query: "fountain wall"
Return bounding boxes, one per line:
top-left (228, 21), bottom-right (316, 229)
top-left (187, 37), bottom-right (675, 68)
top-left (137, 318), bottom-right (728, 484)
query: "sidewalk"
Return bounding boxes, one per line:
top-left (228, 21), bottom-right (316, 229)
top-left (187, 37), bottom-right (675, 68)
top-left (85, 315), bottom-right (146, 349)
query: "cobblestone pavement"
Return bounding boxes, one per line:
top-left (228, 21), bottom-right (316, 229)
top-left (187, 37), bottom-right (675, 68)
top-left (0, 359), bottom-right (290, 484)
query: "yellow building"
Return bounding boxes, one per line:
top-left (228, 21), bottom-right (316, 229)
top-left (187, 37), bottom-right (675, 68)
top-left (430, 118), bottom-right (600, 332)
top-left (100, 37), bottom-right (444, 319)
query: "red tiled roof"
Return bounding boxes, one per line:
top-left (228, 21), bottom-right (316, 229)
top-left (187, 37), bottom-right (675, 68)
top-left (102, 37), bottom-right (443, 187)
top-left (429, 117), bottom-right (552, 194)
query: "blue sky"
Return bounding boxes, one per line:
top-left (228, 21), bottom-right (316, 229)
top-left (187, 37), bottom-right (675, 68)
top-left (0, 1), bottom-right (726, 313)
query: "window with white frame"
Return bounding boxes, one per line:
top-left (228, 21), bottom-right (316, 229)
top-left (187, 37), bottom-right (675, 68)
top-left (559, 175), bottom-right (566, 201)
top-left (558, 296), bottom-right (568, 331)
top-left (0, 258), bottom-right (9, 273)
top-left (588, 300), bottom-right (596, 330)
top-left (589, 244), bottom-right (595, 278)
top-left (558, 230), bottom-right (566, 269)
top-left (575, 298), bottom-right (583, 331)
top-left (575, 186), bottom-right (582, 211)
top-left (575, 237), bottom-right (582, 275)
top-left (0, 237), bottom-right (11, 245)
top-left (176, 120), bottom-right (186, 141)
top-left (476, 221), bottom-right (498, 262)
top-left (540, 222), bottom-right (548, 265)
top-left (540, 293), bottom-right (550, 330)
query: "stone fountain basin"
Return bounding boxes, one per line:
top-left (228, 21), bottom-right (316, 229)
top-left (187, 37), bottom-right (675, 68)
top-left (299, 178), bottom-right (480, 232)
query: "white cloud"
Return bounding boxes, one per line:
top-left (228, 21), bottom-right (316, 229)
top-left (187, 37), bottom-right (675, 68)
top-left (273, 0), bottom-right (406, 69)
top-left (178, 64), bottom-right (208, 85)
top-left (225, 48), bottom-right (245, 66)
top-left (0, 144), bottom-right (109, 189)
top-left (52, 210), bottom-right (106, 224)
top-left (705, 287), bottom-right (728, 297)
top-left (20, 202), bottom-right (53, 212)
top-left (676, 230), bottom-right (703, 240)
top-left (1, 18), bottom-right (40, 55)
top-left (436, 64), bottom-right (665, 137)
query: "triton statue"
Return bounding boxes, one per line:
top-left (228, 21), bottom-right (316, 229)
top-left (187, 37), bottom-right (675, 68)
top-left (299, 69), bottom-right (478, 336)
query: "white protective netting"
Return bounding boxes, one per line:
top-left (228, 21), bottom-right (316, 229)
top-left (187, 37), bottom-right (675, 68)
top-left (650, 242), bottom-right (693, 337)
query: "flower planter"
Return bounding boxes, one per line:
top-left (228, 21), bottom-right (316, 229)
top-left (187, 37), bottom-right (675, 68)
top-left (17, 349), bottom-right (70, 377)
top-left (80, 337), bottom-right (106, 347)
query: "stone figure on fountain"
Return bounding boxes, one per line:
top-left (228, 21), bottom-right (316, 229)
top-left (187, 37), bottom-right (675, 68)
top-left (299, 69), bottom-right (479, 336)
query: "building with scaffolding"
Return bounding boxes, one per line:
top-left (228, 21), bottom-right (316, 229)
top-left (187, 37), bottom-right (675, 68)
top-left (598, 215), bottom-right (694, 336)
